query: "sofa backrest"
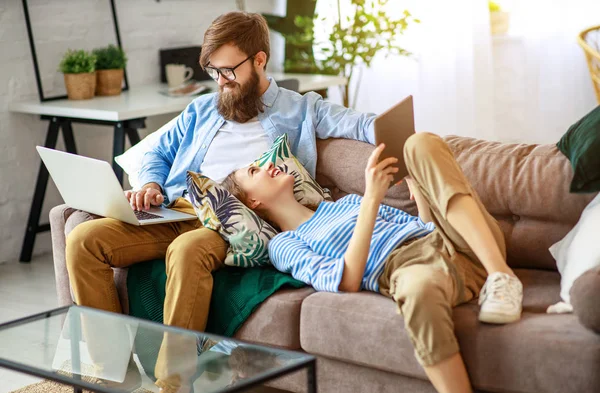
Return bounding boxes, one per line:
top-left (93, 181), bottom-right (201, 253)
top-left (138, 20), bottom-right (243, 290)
top-left (315, 136), bottom-right (597, 271)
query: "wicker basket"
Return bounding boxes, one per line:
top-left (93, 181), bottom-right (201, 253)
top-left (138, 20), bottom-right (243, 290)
top-left (578, 25), bottom-right (600, 105)
top-left (64, 72), bottom-right (96, 100)
top-left (96, 69), bottom-right (124, 96)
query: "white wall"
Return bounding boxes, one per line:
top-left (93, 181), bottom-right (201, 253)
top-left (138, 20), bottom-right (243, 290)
top-left (0, 0), bottom-right (281, 263)
top-left (345, 0), bottom-right (598, 144)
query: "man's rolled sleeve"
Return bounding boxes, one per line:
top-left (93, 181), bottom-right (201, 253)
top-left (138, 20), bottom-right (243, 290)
top-left (310, 92), bottom-right (376, 144)
top-left (137, 102), bottom-right (195, 189)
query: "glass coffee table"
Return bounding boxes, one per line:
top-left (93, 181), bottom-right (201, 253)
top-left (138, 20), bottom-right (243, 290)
top-left (0, 306), bottom-right (316, 393)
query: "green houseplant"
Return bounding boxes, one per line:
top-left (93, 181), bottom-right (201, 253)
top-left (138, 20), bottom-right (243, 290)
top-left (263, 0), bottom-right (320, 74)
top-left (58, 49), bottom-right (97, 100)
top-left (282, 0), bottom-right (418, 107)
top-left (93, 44), bottom-right (127, 96)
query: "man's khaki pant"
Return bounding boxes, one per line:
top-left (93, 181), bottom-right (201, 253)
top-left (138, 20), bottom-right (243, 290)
top-left (65, 198), bottom-right (227, 332)
top-left (378, 132), bottom-right (506, 367)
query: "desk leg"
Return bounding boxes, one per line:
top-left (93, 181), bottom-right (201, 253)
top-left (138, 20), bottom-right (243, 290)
top-left (19, 118), bottom-right (60, 262)
top-left (61, 121), bottom-right (78, 154)
top-left (125, 127), bottom-right (141, 146)
top-left (112, 124), bottom-right (126, 184)
top-left (69, 309), bottom-right (83, 393)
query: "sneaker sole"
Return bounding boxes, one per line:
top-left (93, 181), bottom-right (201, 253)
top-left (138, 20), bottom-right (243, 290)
top-left (478, 311), bottom-right (521, 324)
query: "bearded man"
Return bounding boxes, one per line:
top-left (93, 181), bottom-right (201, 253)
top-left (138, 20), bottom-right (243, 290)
top-left (65, 11), bottom-right (376, 332)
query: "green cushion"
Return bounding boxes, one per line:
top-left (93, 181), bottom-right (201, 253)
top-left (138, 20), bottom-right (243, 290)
top-left (557, 105), bottom-right (600, 193)
top-left (127, 259), bottom-right (305, 336)
top-left (127, 260), bottom-right (304, 382)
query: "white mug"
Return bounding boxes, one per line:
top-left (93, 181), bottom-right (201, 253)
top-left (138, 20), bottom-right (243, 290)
top-left (166, 64), bottom-right (194, 88)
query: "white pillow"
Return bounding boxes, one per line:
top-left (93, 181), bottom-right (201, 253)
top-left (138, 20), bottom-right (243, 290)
top-left (114, 116), bottom-right (178, 190)
top-left (548, 192), bottom-right (600, 312)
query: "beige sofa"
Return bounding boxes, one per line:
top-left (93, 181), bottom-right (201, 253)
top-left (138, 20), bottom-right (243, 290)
top-left (50, 136), bottom-right (600, 393)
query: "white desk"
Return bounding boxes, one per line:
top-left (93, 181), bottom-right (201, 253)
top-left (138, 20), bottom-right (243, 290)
top-left (9, 73), bottom-right (347, 121)
top-left (10, 73), bottom-right (347, 262)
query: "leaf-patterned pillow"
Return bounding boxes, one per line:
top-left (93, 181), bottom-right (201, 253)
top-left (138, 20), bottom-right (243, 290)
top-left (186, 171), bottom-right (278, 267)
top-left (252, 134), bottom-right (332, 206)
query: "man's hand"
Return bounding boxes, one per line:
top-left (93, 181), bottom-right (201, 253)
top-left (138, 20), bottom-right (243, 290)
top-left (363, 143), bottom-right (398, 205)
top-left (124, 183), bottom-right (164, 211)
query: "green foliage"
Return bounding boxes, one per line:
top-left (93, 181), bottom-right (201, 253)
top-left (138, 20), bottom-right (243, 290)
top-left (263, 0), bottom-right (319, 74)
top-left (489, 1), bottom-right (502, 12)
top-left (286, 0), bottom-right (418, 107)
top-left (93, 44), bottom-right (127, 70)
top-left (58, 49), bottom-right (96, 74)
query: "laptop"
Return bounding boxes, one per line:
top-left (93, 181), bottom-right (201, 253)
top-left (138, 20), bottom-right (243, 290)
top-left (37, 147), bottom-right (197, 225)
top-left (374, 95), bottom-right (416, 185)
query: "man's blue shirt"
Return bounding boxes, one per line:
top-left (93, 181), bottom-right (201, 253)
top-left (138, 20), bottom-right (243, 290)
top-left (138, 78), bottom-right (377, 204)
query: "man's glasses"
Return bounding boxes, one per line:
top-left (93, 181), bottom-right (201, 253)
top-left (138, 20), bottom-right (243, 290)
top-left (205, 55), bottom-right (253, 82)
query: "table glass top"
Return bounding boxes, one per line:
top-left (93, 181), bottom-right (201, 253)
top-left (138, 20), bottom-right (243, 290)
top-left (0, 306), bottom-right (312, 393)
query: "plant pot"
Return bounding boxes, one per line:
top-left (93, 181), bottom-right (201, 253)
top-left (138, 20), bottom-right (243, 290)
top-left (490, 11), bottom-right (510, 35)
top-left (96, 69), bottom-right (124, 96)
top-left (64, 72), bottom-right (96, 100)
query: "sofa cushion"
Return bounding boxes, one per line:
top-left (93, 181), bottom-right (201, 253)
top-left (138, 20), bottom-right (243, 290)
top-left (300, 269), bottom-right (600, 393)
top-left (316, 138), bottom-right (417, 216)
top-left (235, 287), bottom-right (315, 349)
top-left (571, 266), bottom-right (600, 333)
top-left (315, 137), bottom-right (597, 270)
top-left (187, 171), bottom-right (278, 267)
top-left (252, 133), bottom-right (332, 205)
top-left (445, 136), bottom-right (597, 270)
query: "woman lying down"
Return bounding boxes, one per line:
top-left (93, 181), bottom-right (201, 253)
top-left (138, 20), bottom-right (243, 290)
top-left (221, 132), bottom-right (523, 393)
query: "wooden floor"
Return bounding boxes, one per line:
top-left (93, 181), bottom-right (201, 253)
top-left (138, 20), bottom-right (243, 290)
top-left (0, 254), bottom-right (285, 393)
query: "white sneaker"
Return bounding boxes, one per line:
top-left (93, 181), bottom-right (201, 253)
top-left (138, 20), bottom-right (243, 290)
top-left (478, 272), bottom-right (523, 324)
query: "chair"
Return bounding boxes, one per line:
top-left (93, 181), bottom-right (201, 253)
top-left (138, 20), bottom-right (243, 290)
top-left (275, 78), bottom-right (300, 92)
top-left (578, 25), bottom-right (600, 104)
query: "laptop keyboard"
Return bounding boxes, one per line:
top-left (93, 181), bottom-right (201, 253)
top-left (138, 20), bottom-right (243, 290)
top-left (134, 210), bottom-right (164, 221)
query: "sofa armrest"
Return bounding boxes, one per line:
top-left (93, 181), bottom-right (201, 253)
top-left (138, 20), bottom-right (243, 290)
top-left (571, 266), bottom-right (600, 334)
top-left (50, 204), bottom-right (86, 307)
top-left (49, 205), bottom-right (129, 313)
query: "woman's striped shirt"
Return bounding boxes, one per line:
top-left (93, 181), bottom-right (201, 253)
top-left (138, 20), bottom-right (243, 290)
top-left (268, 194), bottom-right (435, 292)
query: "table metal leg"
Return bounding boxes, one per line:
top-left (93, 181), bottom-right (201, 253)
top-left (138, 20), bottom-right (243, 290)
top-left (307, 360), bottom-right (317, 393)
top-left (125, 127), bottom-right (141, 146)
top-left (69, 309), bottom-right (83, 393)
top-left (61, 121), bottom-right (78, 154)
top-left (112, 123), bottom-right (126, 184)
top-left (19, 118), bottom-right (60, 262)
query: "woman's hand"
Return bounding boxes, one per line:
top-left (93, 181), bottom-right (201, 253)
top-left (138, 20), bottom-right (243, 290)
top-left (363, 143), bottom-right (399, 205)
top-left (341, 144), bottom-right (397, 292)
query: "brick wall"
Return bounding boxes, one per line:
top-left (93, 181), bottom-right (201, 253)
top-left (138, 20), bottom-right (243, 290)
top-left (0, 0), bottom-right (282, 263)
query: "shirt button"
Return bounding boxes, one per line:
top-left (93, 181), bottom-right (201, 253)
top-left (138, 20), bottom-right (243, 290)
top-left (202, 144), bottom-right (207, 149)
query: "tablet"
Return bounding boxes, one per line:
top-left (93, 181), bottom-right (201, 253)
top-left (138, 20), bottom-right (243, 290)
top-left (374, 95), bottom-right (415, 185)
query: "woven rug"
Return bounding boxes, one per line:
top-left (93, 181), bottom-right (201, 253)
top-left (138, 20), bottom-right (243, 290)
top-left (9, 380), bottom-right (153, 393)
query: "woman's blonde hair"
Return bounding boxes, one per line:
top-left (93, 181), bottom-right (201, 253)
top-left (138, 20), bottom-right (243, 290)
top-left (221, 171), bottom-right (278, 228)
top-left (221, 170), bottom-right (320, 231)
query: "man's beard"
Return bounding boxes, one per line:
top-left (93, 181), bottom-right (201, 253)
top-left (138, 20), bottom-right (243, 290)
top-left (217, 68), bottom-right (264, 123)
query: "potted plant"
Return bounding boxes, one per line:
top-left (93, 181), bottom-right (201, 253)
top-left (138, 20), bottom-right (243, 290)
top-left (59, 49), bottom-right (97, 100)
top-left (263, 1), bottom-right (320, 74)
top-left (274, 0), bottom-right (418, 108)
top-left (93, 44), bottom-right (127, 96)
top-left (489, 0), bottom-right (510, 35)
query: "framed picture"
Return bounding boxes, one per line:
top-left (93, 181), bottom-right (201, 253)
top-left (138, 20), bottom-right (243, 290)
top-left (22, 0), bottom-right (129, 101)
